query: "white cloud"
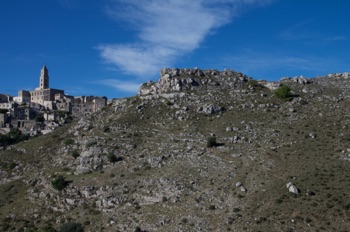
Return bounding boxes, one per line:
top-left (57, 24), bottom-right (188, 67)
top-left (96, 79), bottom-right (141, 93)
top-left (98, 44), bottom-right (176, 76)
top-left (98, 0), bottom-right (272, 77)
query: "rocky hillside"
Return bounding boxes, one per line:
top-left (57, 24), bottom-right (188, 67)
top-left (1, 68), bottom-right (350, 232)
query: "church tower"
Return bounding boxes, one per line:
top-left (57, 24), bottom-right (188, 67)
top-left (39, 65), bottom-right (49, 89)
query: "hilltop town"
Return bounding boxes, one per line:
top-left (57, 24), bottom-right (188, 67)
top-left (0, 65), bottom-right (107, 135)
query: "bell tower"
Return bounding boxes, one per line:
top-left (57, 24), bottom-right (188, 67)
top-left (39, 65), bottom-right (49, 89)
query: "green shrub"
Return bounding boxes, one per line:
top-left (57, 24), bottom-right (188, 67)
top-left (7, 161), bottom-right (17, 170)
top-left (86, 141), bottom-right (97, 148)
top-left (64, 115), bottom-right (73, 124)
top-left (59, 222), bottom-right (84, 232)
top-left (274, 85), bottom-right (292, 100)
top-left (52, 175), bottom-right (68, 191)
top-left (42, 223), bottom-right (57, 232)
top-left (107, 153), bottom-right (123, 163)
top-left (71, 150), bottom-right (80, 159)
top-left (0, 161), bottom-right (17, 170)
top-left (35, 114), bottom-right (45, 122)
top-left (134, 227), bottom-right (141, 232)
top-left (207, 136), bottom-right (217, 148)
top-left (0, 129), bottom-right (29, 146)
top-left (64, 138), bottom-right (75, 146)
top-left (165, 100), bottom-right (173, 106)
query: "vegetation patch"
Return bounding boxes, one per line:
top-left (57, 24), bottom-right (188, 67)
top-left (51, 175), bottom-right (69, 191)
top-left (274, 85), bottom-right (292, 101)
top-left (0, 129), bottom-right (29, 146)
top-left (64, 138), bottom-right (75, 146)
top-left (207, 136), bottom-right (217, 148)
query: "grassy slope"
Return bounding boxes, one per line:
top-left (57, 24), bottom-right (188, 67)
top-left (0, 82), bottom-right (350, 231)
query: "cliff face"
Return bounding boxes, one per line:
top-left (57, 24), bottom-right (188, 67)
top-left (2, 68), bottom-right (350, 232)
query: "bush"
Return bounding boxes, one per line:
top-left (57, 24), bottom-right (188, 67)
top-left (65, 115), bottom-right (73, 124)
top-left (86, 141), bottom-right (97, 148)
top-left (134, 227), bottom-right (141, 232)
top-left (7, 161), bottom-right (17, 170)
top-left (59, 222), bottom-right (84, 232)
top-left (52, 175), bottom-right (68, 191)
top-left (71, 150), bottom-right (80, 159)
top-left (42, 223), bottom-right (57, 232)
top-left (64, 138), bottom-right (75, 146)
top-left (35, 114), bottom-right (45, 122)
top-left (107, 153), bottom-right (123, 163)
top-left (274, 85), bottom-right (292, 100)
top-left (207, 136), bottom-right (217, 148)
top-left (0, 129), bottom-right (29, 146)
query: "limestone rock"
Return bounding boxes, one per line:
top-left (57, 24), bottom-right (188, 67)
top-left (286, 182), bottom-right (299, 194)
top-left (197, 104), bottom-right (224, 115)
top-left (138, 68), bottom-right (249, 96)
top-left (309, 132), bottom-right (317, 139)
top-left (293, 76), bottom-right (311, 84)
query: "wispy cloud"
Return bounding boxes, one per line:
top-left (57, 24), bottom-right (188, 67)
top-left (279, 18), bottom-right (347, 44)
top-left (97, 0), bottom-right (273, 77)
top-left (96, 79), bottom-right (141, 93)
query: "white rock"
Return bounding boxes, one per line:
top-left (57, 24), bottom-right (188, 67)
top-left (286, 182), bottom-right (298, 194)
top-left (309, 132), bottom-right (317, 139)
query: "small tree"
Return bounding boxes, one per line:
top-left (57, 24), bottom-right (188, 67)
top-left (274, 85), bottom-right (292, 100)
top-left (59, 222), bottom-right (84, 232)
top-left (64, 138), bottom-right (75, 146)
top-left (42, 223), bottom-right (57, 232)
top-left (71, 150), bottom-right (80, 159)
top-left (35, 114), bottom-right (45, 122)
top-left (107, 153), bottom-right (123, 163)
top-left (207, 136), bottom-right (217, 148)
top-left (52, 175), bottom-right (68, 191)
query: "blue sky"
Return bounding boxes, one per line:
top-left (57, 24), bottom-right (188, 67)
top-left (1, 0), bottom-right (349, 99)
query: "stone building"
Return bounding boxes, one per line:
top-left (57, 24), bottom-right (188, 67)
top-left (0, 102), bottom-right (17, 110)
top-left (0, 94), bottom-right (9, 103)
top-left (0, 65), bottom-right (108, 131)
top-left (0, 113), bottom-right (9, 128)
top-left (13, 90), bottom-right (31, 104)
top-left (72, 96), bottom-right (107, 117)
top-left (30, 65), bottom-right (64, 105)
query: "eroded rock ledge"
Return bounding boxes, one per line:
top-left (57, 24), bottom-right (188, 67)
top-left (139, 68), bottom-right (250, 96)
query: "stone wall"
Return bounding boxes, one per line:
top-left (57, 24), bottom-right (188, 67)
top-left (0, 113), bottom-right (8, 127)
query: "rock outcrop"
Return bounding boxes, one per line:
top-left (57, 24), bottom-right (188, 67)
top-left (138, 68), bottom-right (250, 96)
